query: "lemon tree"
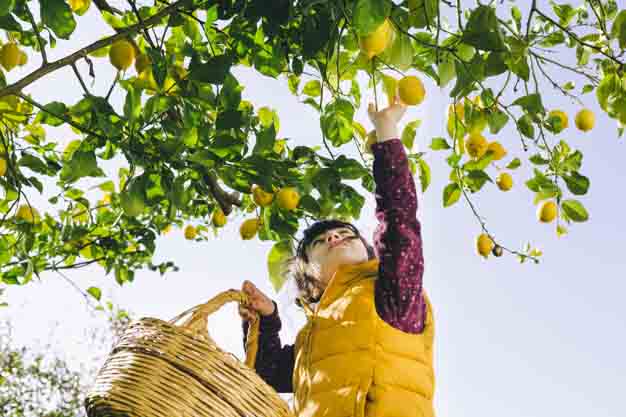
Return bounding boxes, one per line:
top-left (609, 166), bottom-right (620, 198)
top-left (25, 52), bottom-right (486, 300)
top-left (0, 0), bottom-right (624, 293)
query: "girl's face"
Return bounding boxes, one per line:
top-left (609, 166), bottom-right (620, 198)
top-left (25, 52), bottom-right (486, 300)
top-left (306, 226), bottom-right (369, 288)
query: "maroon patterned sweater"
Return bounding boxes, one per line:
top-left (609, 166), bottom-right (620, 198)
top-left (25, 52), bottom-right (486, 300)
top-left (242, 138), bottom-right (426, 393)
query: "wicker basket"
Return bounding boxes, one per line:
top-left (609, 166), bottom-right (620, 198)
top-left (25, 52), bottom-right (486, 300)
top-left (85, 289), bottom-right (293, 417)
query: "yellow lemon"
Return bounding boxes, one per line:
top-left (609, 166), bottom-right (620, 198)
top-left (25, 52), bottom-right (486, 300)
top-left (398, 75), bottom-right (425, 106)
top-left (109, 40), bottom-right (135, 71)
top-left (1, 43), bottom-right (21, 71)
top-left (135, 53), bottom-right (151, 74)
top-left (252, 185), bottom-right (274, 207)
top-left (240, 218), bottom-right (261, 240)
top-left (18, 51), bottom-right (27, 66)
top-left (537, 200), bottom-right (557, 223)
top-left (212, 208), bottom-right (227, 227)
top-left (486, 141), bottom-right (507, 160)
top-left (575, 109), bottom-right (595, 132)
top-left (276, 187), bottom-right (300, 211)
top-left (476, 233), bottom-right (493, 258)
top-left (69, 0), bottom-right (91, 14)
top-left (465, 132), bottom-right (488, 159)
top-left (548, 110), bottom-right (568, 133)
top-left (496, 172), bottom-right (513, 191)
top-left (184, 225), bottom-right (197, 240)
top-left (359, 19), bottom-right (394, 59)
top-left (16, 204), bottom-right (40, 223)
top-left (0, 158), bottom-right (6, 177)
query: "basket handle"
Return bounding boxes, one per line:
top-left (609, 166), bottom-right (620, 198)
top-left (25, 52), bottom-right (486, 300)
top-left (168, 289), bottom-right (260, 368)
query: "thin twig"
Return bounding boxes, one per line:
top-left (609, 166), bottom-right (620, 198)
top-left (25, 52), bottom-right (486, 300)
top-left (24, 4), bottom-right (47, 64)
top-left (71, 63), bottom-right (91, 96)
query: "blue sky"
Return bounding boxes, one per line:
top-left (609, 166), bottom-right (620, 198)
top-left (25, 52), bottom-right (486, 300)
top-left (2, 2), bottom-right (625, 416)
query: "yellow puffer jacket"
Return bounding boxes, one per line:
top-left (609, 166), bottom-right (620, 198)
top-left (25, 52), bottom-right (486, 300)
top-left (292, 258), bottom-right (435, 417)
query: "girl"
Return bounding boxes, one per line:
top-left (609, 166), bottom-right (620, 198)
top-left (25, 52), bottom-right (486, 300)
top-left (239, 95), bottom-right (435, 417)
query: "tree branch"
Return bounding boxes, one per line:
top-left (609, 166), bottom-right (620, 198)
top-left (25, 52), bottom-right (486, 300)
top-left (204, 172), bottom-right (242, 215)
top-left (0, 0), bottom-right (188, 98)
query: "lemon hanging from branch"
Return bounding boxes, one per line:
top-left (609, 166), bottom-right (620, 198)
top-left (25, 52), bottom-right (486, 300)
top-left (359, 19), bottom-right (394, 59)
top-left (1, 43), bottom-right (21, 71)
top-left (398, 76), bottom-right (425, 106)
top-left (109, 40), bottom-right (135, 71)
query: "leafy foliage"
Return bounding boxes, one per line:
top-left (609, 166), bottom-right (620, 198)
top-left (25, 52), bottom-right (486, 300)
top-left (0, 0), bottom-right (624, 288)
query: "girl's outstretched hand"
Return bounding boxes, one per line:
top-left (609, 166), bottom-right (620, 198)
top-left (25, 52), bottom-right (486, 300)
top-left (368, 93), bottom-right (408, 141)
top-left (238, 280), bottom-right (275, 321)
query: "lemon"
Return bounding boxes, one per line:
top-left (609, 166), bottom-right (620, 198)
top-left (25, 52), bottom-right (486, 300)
top-left (398, 75), bottom-right (425, 106)
top-left (0, 158), bottom-right (6, 177)
top-left (212, 208), bottom-right (227, 227)
top-left (548, 110), bottom-right (568, 133)
top-left (18, 51), bottom-right (27, 66)
top-left (16, 204), bottom-right (40, 223)
top-left (476, 233), bottom-right (493, 258)
top-left (69, 0), bottom-right (91, 14)
top-left (537, 200), bottom-right (557, 223)
top-left (487, 141), bottom-right (507, 160)
top-left (135, 53), bottom-right (151, 74)
top-left (184, 225), bottom-right (197, 240)
top-left (240, 218), bottom-right (261, 240)
top-left (496, 172), bottom-right (513, 191)
top-left (1, 43), bottom-right (21, 71)
top-left (447, 102), bottom-right (466, 139)
top-left (276, 187), bottom-right (300, 211)
top-left (575, 109), bottom-right (595, 132)
top-left (465, 132), bottom-right (488, 159)
top-left (252, 185), bottom-right (274, 207)
top-left (109, 40), bottom-right (135, 71)
top-left (359, 19), bottom-right (394, 59)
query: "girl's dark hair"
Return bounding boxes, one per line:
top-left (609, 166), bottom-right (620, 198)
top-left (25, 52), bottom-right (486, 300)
top-left (285, 219), bottom-right (376, 306)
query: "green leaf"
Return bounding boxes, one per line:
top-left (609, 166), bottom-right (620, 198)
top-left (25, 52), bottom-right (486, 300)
top-left (552, 3), bottom-right (577, 26)
top-left (487, 110), bottom-right (509, 134)
top-left (267, 240), bottom-right (293, 292)
top-left (0, 13), bottom-right (21, 31)
top-left (189, 54), bottom-right (233, 84)
top-left (331, 156), bottom-right (368, 180)
top-left (450, 54), bottom-right (485, 98)
top-left (385, 31), bottom-right (414, 71)
top-left (529, 153), bottom-right (549, 165)
top-left (35, 101), bottom-right (68, 126)
top-left (253, 125), bottom-right (277, 155)
top-left (41, 0), bottom-right (76, 39)
top-left (437, 56), bottom-right (456, 87)
top-left (0, 0), bottom-right (15, 16)
top-left (443, 182), bottom-right (461, 207)
top-left (561, 199), bottom-right (589, 222)
top-left (401, 120), bottom-right (421, 150)
top-left (611, 10), bottom-right (626, 49)
top-left (353, 0), bottom-right (389, 35)
top-left (517, 114), bottom-right (535, 138)
top-left (182, 127), bottom-right (198, 147)
top-left (511, 93), bottom-right (544, 114)
top-left (506, 158), bottom-right (521, 169)
top-left (18, 154), bottom-right (48, 174)
top-left (430, 137), bottom-right (451, 150)
top-left (408, 0), bottom-right (438, 29)
top-left (87, 286), bottom-right (102, 301)
top-left (97, 180), bottom-right (115, 192)
top-left (303, 80), bottom-right (321, 97)
top-left (563, 171), bottom-right (590, 195)
top-left (417, 158), bottom-right (431, 192)
top-left (59, 151), bottom-right (105, 183)
top-left (462, 6), bottom-right (506, 51)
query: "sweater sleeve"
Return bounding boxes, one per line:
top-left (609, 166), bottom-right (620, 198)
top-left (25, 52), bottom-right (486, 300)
top-left (242, 301), bottom-right (294, 393)
top-left (371, 138), bottom-right (426, 334)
